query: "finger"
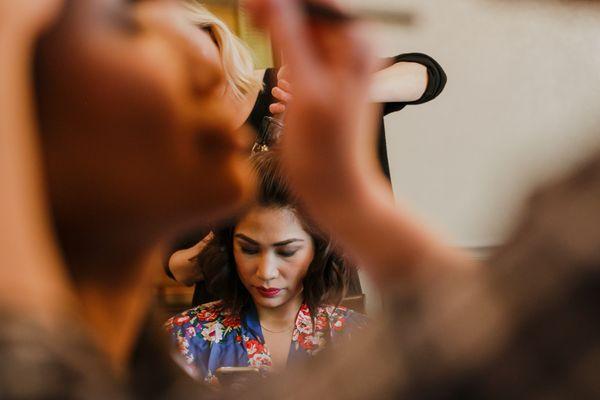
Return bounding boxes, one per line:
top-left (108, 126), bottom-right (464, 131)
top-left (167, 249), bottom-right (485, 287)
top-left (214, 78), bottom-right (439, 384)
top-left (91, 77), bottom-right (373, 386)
top-left (309, 19), bottom-right (375, 77)
top-left (277, 65), bottom-right (289, 80)
top-left (269, 103), bottom-right (287, 114)
top-left (200, 232), bottom-right (214, 244)
top-left (243, 0), bottom-right (270, 27)
top-left (272, 86), bottom-right (292, 103)
top-left (277, 79), bottom-right (292, 93)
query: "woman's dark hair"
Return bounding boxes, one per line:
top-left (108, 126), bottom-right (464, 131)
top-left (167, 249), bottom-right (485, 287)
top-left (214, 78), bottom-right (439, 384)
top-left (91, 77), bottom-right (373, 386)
top-left (198, 151), bottom-right (352, 317)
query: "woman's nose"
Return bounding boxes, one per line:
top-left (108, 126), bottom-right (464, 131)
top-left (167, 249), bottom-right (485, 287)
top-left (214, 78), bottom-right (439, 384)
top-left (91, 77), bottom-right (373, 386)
top-left (256, 253), bottom-right (279, 282)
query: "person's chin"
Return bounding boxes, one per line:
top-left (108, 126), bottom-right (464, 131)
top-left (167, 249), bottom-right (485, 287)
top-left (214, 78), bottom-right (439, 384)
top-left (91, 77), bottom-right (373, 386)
top-left (255, 299), bottom-right (282, 309)
top-left (252, 293), bottom-right (287, 309)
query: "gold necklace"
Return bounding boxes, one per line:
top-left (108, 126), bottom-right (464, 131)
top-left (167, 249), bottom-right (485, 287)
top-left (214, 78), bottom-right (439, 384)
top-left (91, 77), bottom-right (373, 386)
top-left (260, 323), bottom-right (295, 334)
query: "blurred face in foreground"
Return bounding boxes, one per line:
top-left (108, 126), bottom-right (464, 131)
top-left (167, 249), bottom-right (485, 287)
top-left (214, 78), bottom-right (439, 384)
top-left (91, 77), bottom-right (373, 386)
top-left (35, 0), bottom-right (253, 249)
top-left (234, 206), bottom-right (315, 310)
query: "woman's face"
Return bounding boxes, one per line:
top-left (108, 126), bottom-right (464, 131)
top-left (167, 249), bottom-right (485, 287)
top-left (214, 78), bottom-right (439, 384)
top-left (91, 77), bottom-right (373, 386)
top-left (182, 20), bottom-right (227, 97)
top-left (38, 0), bottom-right (253, 241)
top-left (234, 206), bottom-right (315, 310)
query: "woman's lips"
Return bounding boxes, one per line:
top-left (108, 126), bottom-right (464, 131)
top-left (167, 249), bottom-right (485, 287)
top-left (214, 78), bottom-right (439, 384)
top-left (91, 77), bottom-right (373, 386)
top-left (256, 287), bottom-right (282, 298)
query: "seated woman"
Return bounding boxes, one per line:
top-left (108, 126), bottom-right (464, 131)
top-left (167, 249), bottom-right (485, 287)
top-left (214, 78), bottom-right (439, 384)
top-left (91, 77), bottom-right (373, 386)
top-left (166, 151), bottom-right (368, 383)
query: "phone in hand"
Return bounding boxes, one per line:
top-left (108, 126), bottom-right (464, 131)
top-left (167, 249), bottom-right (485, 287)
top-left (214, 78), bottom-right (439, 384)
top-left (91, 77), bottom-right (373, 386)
top-left (215, 366), bottom-right (261, 388)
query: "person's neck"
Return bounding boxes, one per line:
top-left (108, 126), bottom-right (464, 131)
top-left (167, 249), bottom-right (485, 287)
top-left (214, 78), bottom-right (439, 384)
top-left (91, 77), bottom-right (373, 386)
top-left (255, 292), bottom-right (303, 331)
top-left (74, 248), bottom-right (159, 377)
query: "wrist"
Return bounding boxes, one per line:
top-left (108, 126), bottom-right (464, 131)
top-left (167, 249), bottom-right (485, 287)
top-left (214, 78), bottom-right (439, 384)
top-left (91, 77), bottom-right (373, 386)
top-left (0, 32), bottom-right (37, 62)
top-left (292, 155), bottom-right (378, 205)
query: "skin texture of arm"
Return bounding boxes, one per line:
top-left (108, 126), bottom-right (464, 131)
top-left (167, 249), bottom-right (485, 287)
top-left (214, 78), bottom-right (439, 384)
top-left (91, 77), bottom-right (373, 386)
top-left (369, 60), bottom-right (428, 103)
top-left (168, 233), bottom-right (212, 286)
top-left (247, 0), bottom-right (479, 287)
top-left (269, 60), bottom-right (428, 114)
top-left (0, 0), bottom-right (76, 328)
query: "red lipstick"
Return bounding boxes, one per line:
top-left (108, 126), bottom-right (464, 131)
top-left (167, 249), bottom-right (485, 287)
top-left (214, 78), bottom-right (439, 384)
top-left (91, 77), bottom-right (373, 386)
top-left (256, 287), bottom-right (282, 298)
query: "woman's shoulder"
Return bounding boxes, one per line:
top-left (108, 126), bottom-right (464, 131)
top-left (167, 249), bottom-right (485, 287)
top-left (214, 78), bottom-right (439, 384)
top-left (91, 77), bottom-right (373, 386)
top-left (165, 300), bottom-right (243, 340)
top-left (315, 304), bottom-right (369, 332)
top-left (317, 304), bottom-right (367, 318)
top-left (166, 300), bottom-right (224, 326)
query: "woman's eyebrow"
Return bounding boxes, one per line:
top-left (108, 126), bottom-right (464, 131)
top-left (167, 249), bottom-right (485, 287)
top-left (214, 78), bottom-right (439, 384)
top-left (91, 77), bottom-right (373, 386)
top-left (234, 234), bottom-right (259, 245)
top-left (234, 234), bottom-right (304, 247)
top-left (272, 239), bottom-right (304, 247)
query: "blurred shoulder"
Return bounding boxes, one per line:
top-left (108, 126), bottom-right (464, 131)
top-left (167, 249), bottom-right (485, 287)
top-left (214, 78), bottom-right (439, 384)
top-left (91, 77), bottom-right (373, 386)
top-left (166, 300), bottom-right (224, 330)
top-left (165, 301), bottom-right (242, 343)
top-left (317, 304), bottom-right (369, 332)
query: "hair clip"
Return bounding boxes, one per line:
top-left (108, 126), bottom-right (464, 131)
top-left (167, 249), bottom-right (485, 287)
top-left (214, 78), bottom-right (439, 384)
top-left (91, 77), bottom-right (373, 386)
top-left (252, 116), bottom-right (284, 154)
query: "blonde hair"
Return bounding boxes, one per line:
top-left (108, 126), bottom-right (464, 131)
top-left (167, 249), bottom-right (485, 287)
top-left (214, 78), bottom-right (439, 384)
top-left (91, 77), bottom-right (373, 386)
top-left (179, 1), bottom-right (263, 100)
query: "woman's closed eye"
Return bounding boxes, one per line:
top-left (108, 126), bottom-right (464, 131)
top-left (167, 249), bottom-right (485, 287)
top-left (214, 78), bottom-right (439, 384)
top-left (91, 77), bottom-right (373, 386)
top-left (240, 245), bottom-right (259, 255)
top-left (276, 248), bottom-right (300, 258)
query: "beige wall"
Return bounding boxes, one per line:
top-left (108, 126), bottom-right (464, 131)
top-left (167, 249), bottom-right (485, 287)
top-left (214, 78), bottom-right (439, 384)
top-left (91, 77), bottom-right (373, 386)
top-left (349, 0), bottom-right (600, 248)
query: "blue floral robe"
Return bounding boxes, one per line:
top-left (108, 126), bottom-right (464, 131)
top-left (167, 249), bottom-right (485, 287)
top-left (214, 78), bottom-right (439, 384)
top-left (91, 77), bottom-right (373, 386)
top-left (165, 300), bottom-right (368, 384)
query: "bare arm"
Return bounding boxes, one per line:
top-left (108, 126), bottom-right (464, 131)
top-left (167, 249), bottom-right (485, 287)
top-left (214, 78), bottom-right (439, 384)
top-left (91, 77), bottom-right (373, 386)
top-left (293, 161), bottom-right (476, 284)
top-left (369, 61), bottom-right (428, 103)
top-left (0, 1), bottom-right (75, 324)
top-left (269, 60), bottom-right (428, 114)
top-left (168, 233), bottom-right (213, 286)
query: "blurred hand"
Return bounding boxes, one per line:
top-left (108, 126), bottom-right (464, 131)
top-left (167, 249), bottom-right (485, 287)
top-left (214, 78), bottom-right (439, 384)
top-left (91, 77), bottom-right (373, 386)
top-left (0, 0), bottom-right (74, 321)
top-left (246, 0), bottom-right (378, 193)
top-left (0, 0), bottom-right (64, 39)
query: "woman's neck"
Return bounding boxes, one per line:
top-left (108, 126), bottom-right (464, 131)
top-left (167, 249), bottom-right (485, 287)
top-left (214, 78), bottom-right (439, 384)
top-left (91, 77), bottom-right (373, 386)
top-left (255, 292), bottom-right (303, 331)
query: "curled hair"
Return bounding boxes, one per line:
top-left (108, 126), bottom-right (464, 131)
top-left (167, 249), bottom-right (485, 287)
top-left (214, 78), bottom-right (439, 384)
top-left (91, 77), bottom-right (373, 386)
top-left (198, 152), bottom-right (352, 317)
top-left (179, 0), bottom-right (263, 100)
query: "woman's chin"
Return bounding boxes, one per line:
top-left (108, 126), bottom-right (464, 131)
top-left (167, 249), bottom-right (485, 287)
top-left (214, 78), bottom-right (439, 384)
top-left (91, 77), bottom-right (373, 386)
top-left (251, 294), bottom-right (286, 309)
